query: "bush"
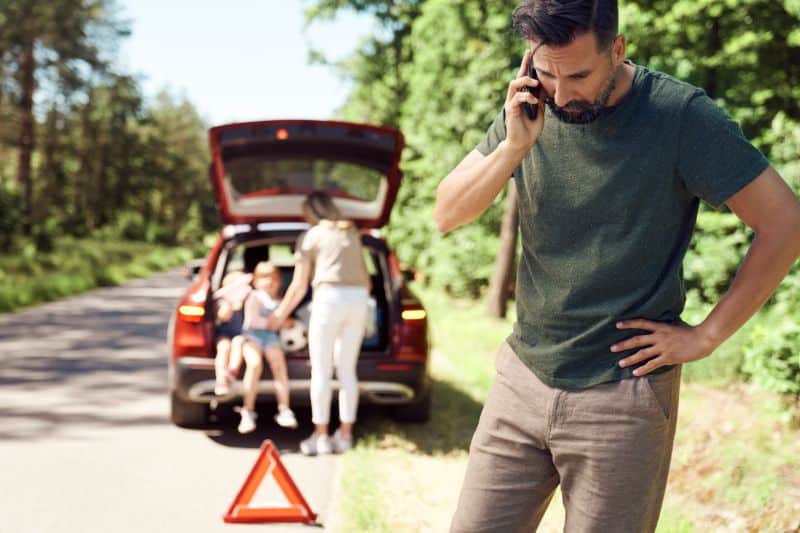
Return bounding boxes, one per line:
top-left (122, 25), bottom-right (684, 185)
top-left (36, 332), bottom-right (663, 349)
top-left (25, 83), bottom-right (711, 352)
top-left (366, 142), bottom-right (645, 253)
top-left (760, 112), bottom-right (800, 194)
top-left (743, 321), bottom-right (800, 398)
top-left (33, 218), bottom-right (61, 253)
top-left (418, 224), bottom-right (499, 298)
top-left (0, 237), bottom-right (193, 313)
top-left (741, 271), bottom-right (800, 401)
top-left (112, 210), bottom-right (148, 241)
top-left (145, 222), bottom-right (177, 246)
top-left (684, 210), bottom-right (751, 305)
top-left (176, 203), bottom-right (205, 246)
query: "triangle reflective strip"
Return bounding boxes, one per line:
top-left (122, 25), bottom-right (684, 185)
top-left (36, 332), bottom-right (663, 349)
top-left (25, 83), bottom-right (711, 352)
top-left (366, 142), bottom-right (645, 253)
top-left (223, 440), bottom-right (317, 524)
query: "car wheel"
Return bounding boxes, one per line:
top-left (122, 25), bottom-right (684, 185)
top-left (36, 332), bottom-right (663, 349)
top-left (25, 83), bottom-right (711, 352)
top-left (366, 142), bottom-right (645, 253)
top-left (391, 387), bottom-right (432, 423)
top-left (170, 391), bottom-right (209, 428)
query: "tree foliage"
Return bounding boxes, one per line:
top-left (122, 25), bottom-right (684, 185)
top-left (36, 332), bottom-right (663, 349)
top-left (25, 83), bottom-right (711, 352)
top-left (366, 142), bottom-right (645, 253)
top-left (308, 0), bottom-right (521, 295)
top-left (306, 0), bottom-right (800, 398)
top-left (306, 0), bottom-right (800, 294)
top-left (0, 0), bottom-right (214, 248)
top-left (622, 0), bottom-right (800, 145)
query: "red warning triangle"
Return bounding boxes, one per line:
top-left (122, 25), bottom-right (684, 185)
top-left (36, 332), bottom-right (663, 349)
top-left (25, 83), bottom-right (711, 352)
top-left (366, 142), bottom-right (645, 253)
top-left (223, 439), bottom-right (317, 524)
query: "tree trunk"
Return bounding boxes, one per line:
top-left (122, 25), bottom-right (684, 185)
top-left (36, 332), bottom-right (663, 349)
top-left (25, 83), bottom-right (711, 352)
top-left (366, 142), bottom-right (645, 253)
top-left (16, 40), bottom-right (36, 235)
top-left (705, 18), bottom-right (721, 99)
top-left (75, 99), bottom-right (92, 228)
top-left (41, 106), bottom-right (59, 220)
top-left (487, 180), bottom-right (519, 318)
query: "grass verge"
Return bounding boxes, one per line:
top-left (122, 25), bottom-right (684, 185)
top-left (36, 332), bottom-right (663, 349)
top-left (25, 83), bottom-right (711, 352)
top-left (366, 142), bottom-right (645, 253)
top-left (0, 237), bottom-right (193, 313)
top-left (334, 286), bottom-right (800, 532)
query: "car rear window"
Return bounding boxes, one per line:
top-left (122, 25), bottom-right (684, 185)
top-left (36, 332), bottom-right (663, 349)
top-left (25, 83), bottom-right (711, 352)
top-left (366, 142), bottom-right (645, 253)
top-left (224, 157), bottom-right (383, 203)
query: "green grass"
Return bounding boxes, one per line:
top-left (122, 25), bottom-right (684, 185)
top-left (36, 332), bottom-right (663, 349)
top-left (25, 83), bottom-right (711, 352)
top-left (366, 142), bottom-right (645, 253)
top-left (656, 505), bottom-right (696, 533)
top-left (334, 285), bottom-right (511, 531)
top-left (334, 286), bottom-right (800, 532)
top-left (420, 287), bottom-right (512, 397)
top-left (338, 444), bottom-right (390, 532)
top-left (666, 384), bottom-right (800, 531)
top-left (0, 237), bottom-right (193, 312)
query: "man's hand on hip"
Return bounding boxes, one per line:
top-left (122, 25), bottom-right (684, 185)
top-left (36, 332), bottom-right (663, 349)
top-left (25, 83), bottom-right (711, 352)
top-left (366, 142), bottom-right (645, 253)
top-left (611, 319), bottom-right (719, 376)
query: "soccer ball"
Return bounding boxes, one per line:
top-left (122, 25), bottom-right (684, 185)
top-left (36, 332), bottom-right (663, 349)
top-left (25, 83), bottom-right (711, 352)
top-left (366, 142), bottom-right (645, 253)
top-left (280, 320), bottom-right (308, 352)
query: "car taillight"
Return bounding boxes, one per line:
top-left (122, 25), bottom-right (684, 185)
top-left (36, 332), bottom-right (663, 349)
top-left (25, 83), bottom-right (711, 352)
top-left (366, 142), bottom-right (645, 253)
top-left (171, 263), bottom-right (215, 360)
top-left (401, 309), bottom-right (426, 321)
top-left (393, 303), bottom-right (428, 363)
top-left (172, 317), bottom-right (212, 359)
top-left (178, 305), bottom-right (205, 323)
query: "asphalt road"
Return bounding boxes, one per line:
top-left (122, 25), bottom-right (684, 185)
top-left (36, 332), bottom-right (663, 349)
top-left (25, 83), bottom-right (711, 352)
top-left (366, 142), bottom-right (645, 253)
top-left (0, 270), bottom-right (339, 533)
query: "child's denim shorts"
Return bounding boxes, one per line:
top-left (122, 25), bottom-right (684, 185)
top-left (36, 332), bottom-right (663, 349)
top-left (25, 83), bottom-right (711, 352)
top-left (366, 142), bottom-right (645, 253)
top-left (242, 328), bottom-right (281, 351)
top-left (216, 310), bottom-right (244, 339)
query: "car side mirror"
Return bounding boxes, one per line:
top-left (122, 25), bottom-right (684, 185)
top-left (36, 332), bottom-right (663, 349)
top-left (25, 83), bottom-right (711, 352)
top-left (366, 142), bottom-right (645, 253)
top-left (402, 268), bottom-right (416, 283)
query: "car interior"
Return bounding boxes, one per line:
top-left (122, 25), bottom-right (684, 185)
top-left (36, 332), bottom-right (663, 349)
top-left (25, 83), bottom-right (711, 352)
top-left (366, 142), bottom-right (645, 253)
top-left (211, 234), bottom-right (390, 352)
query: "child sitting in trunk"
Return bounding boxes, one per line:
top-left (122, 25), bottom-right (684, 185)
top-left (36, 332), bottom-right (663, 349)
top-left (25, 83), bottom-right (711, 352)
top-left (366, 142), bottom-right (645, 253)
top-left (236, 261), bottom-right (298, 434)
top-left (212, 271), bottom-right (252, 395)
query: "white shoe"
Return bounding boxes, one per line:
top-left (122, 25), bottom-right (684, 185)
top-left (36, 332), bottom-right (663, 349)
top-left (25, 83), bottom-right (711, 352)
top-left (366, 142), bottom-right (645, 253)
top-left (274, 406), bottom-right (298, 429)
top-left (299, 432), bottom-right (331, 456)
top-left (331, 429), bottom-right (353, 453)
top-left (237, 408), bottom-right (257, 434)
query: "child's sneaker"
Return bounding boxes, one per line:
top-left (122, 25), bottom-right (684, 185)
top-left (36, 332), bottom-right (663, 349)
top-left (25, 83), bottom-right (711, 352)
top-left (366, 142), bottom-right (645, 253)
top-left (274, 406), bottom-right (298, 429)
top-left (331, 429), bottom-right (354, 453)
top-left (214, 379), bottom-right (230, 396)
top-left (236, 407), bottom-right (257, 434)
top-left (299, 432), bottom-right (331, 456)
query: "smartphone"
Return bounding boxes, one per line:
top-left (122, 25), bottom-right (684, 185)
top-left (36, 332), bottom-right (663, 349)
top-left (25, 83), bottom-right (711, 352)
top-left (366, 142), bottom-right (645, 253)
top-left (522, 59), bottom-right (540, 120)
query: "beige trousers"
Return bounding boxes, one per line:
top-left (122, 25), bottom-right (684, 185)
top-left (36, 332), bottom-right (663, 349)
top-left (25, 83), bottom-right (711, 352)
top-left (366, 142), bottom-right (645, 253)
top-left (450, 342), bottom-right (681, 533)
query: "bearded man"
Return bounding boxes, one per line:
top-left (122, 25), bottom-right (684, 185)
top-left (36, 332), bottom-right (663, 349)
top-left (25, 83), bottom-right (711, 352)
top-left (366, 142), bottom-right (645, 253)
top-left (434, 1), bottom-right (800, 531)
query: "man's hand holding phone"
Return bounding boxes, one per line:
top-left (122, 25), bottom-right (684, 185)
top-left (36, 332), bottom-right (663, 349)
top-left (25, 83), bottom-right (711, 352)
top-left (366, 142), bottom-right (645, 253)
top-left (504, 48), bottom-right (545, 156)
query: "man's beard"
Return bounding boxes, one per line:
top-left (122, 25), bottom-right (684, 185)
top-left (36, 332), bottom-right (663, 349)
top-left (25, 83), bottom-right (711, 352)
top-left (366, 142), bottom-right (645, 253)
top-left (546, 68), bottom-right (618, 124)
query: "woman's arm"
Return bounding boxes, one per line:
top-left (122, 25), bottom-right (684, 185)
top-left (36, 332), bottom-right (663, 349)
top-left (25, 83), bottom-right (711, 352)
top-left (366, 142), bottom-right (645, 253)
top-left (269, 257), bottom-right (311, 329)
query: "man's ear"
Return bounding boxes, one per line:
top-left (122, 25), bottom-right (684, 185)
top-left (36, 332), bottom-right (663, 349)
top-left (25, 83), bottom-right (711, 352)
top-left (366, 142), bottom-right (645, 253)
top-left (612, 35), bottom-right (626, 67)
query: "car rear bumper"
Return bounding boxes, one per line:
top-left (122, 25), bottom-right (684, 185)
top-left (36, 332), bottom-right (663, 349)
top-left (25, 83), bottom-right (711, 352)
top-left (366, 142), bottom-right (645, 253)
top-left (171, 356), bottom-right (428, 406)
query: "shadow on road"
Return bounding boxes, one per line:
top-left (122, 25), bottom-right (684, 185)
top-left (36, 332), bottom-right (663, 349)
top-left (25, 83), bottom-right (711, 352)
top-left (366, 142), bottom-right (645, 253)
top-left (204, 379), bottom-right (483, 455)
top-left (0, 271), bottom-right (186, 441)
top-left (205, 404), bottom-right (316, 452)
top-left (204, 375), bottom-right (484, 456)
top-left (203, 376), bottom-right (484, 455)
top-left (0, 269), bottom-right (486, 457)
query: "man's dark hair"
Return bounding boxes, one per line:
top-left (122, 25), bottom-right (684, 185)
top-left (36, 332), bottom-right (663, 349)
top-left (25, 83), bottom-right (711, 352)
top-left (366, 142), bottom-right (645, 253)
top-left (512, 0), bottom-right (618, 51)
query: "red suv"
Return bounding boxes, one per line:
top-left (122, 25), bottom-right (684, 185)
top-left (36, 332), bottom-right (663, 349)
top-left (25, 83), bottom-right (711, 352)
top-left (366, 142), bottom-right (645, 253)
top-left (168, 120), bottom-right (430, 428)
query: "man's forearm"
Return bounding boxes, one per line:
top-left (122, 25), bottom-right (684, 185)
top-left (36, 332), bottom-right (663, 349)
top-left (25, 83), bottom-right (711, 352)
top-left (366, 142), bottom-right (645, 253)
top-left (698, 227), bottom-right (800, 348)
top-left (434, 141), bottom-right (526, 233)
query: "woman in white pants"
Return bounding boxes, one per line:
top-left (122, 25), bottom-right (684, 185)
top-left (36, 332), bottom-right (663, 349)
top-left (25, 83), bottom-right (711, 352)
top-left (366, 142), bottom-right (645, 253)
top-left (269, 192), bottom-right (370, 455)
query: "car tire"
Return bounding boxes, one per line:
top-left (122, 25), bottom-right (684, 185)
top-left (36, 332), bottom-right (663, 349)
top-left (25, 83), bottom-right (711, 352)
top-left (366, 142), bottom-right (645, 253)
top-left (391, 387), bottom-right (432, 423)
top-left (170, 391), bottom-right (209, 428)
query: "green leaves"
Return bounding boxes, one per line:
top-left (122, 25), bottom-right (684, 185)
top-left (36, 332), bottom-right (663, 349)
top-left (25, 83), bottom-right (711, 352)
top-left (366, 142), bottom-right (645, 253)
top-left (303, 0), bottom-right (800, 401)
top-left (743, 312), bottom-right (800, 397)
top-left (623, 0), bottom-right (800, 142)
top-left (304, 0), bottom-right (519, 295)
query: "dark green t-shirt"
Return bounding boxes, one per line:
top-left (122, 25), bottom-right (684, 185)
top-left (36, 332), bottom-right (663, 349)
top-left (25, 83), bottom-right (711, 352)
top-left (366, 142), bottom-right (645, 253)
top-left (477, 63), bottom-right (769, 389)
